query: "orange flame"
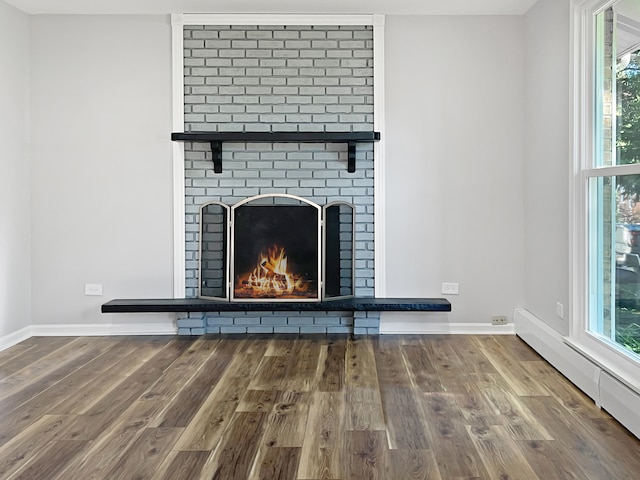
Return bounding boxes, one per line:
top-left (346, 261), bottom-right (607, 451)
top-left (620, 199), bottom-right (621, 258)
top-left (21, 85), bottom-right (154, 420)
top-left (236, 245), bottom-right (312, 298)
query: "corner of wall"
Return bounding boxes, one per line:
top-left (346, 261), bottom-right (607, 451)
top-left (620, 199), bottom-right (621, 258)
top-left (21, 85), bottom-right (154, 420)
top-left (0, 0), bottom-right (32, 340)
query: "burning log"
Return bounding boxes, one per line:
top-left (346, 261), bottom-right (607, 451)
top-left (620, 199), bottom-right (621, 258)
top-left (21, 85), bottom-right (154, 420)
top-left (236, 245), bottom-right (312, 298)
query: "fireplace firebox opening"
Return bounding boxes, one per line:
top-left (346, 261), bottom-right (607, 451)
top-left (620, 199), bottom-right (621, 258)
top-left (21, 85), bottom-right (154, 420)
top-left (199, 194), bottom-right (354, 302)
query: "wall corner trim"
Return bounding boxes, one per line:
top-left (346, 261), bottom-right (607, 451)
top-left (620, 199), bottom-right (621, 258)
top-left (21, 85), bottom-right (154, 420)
top-left (171, 14), bottom-right (184, 26)
top-left (179, 14), bottom-right (378, 26)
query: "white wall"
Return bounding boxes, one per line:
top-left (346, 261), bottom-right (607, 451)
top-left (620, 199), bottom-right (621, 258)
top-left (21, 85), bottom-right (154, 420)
top-left (382, 15), bottom-right (526, 331)
top-left (30, 15), bottom-right (175, 329)
top-left (523, 0), bottom-right (571, 335)
top-left (0, 0), bottom-right (31, 343)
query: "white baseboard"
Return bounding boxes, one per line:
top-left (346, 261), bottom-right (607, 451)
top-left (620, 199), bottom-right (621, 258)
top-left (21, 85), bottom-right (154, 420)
top-left (0, 326), bottom-right (33, 352)
top-left (31, 321), bottom-right (177, 337)
top-left (380, 312), bottom-right (515, 334)
top-left (514, 308), bottom-right (601, 400)
top-left (0, 321), bottom-right (177, 352)
top-left (515, 307), bottom-right (640, 439)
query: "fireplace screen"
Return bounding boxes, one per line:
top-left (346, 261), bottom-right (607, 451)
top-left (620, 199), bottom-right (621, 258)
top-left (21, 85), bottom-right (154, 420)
top-left (199, 202), bottom-right (229, 299)
top-left (198, 194), bottom-right (354, 302)
top-left (232, 195), bottom-right (321, 301)
top-left (323, 202), bottom-right (355, 299)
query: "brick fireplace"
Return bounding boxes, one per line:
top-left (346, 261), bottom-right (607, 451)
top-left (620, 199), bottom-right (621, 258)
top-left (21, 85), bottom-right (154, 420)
top-left (175, 20), bottom-right (380, 335)
top-left (99, 15), bottom-right (451, 329)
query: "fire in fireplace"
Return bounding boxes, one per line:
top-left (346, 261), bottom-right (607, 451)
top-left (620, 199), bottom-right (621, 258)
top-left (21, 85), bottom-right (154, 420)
top-left (235, 244), bottom-right (314, 299)
top-left (232, 196), bottom-right (320, 301)
top-left (198, 194), bottom-right (354, 302)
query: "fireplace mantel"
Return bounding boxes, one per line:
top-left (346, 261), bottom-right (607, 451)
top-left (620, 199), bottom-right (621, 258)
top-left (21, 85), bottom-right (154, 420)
top-left (171, 131), bottom-right (381, 173)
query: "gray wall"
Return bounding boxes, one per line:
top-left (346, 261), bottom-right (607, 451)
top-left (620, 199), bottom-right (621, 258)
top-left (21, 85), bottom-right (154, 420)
top-left (523, 0), bottom-right (571, 335)
top-left (382, 15), bottom-right (526, 331)
top-left (17, 13), bottom-right (530, 334)
top-left (30, 15), bottom-right (175, 328)
top-left (0, 0), bottom-right (31, 340)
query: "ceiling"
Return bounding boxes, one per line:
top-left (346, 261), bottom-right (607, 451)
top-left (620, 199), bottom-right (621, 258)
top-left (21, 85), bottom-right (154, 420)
top-left (5, 0), bottom-right (539, 16)
top-left (618, 15), bottom-right (640, 57)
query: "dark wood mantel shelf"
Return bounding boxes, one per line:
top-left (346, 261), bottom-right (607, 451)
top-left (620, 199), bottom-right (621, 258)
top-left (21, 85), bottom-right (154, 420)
top-left (101, 297), bottom-right (450, 314)
top-left (171, 131), bottom-right (381, 173)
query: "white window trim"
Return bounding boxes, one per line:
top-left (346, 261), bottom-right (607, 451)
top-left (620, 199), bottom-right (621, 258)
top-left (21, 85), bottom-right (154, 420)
top-left (571, 0), bottom-right (640, 393)
top-left (170, 13), bottom-right (386, 299)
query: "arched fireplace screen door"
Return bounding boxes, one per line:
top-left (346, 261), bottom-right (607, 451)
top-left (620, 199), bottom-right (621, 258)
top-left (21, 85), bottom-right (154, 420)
top-left (198, 194), bottom-right (354, 302)
top-left (231, 194), bottom-right (321, 302)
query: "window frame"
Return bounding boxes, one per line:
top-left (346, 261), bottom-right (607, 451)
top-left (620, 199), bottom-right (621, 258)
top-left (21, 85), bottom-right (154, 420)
top-left (571, 0), bottom-right (640, 392)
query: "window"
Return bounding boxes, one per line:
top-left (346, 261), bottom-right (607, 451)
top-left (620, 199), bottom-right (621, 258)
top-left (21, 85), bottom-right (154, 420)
top-left (582, 0), bottom-right (640, 369)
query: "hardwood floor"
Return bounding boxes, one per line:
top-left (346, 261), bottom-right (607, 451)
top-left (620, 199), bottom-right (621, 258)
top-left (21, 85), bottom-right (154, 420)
top-left (0, 334), bottom-right (638, 479)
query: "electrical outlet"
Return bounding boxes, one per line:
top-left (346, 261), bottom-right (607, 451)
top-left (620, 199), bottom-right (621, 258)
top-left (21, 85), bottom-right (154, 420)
top-left (442, 283), bottom-right (459, 295)
top-left (491, 315), bottom-right (508, 325)
top-left (84, 283), bottom-right (103, 296)
top-left (556, 302), bottom-right (564, 319)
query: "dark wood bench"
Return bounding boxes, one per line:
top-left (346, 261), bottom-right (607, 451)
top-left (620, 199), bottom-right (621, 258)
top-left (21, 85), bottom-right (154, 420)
top-left (101, 297), bottom-right (451, 313)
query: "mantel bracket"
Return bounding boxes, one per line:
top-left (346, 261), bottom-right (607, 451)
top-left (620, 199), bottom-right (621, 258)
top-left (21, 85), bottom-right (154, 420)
top-left (347, 141), bottom-right (357, 173)
top-left (210, 141), bottom-right (223, 174)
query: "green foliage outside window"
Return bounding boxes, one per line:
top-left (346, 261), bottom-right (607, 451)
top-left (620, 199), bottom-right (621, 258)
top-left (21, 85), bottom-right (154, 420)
top-left (617, 50), bottom-right (640, 198)
top-left (615, 50), bottom-right (640, 355)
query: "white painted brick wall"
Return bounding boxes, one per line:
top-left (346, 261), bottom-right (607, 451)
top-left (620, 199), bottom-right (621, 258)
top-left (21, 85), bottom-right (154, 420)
top-left (179, 24), bottom-right (379, 334)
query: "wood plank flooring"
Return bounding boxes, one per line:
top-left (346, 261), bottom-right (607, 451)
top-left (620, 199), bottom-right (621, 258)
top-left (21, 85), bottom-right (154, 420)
top-left (0, 334), bottom-right (638, 479)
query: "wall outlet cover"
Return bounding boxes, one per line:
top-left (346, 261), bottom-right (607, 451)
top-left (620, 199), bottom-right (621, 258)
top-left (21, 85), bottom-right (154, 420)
top-left (442, 283), bottom-right (459, 295)
top-left (491, 315), bottom-right (508, 325)
top-left (85, 284), bottom-right (103, 296)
